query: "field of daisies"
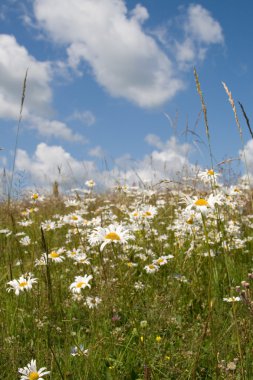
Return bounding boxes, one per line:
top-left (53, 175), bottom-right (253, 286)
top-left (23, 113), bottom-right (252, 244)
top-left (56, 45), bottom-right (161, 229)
top-left (1, 172), bottom-right (253, 379)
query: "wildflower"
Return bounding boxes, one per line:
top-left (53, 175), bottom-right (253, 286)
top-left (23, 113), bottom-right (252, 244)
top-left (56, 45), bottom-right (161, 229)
top-left (140, 320), bottom-right (148, 328)
top-left (144, 264), bottom-right (159, 273)
top-left (34, 253), bottom-right (48, 266)
top-left (85, 179), bottom-right (96, 188)
top-left (48, 248), bottom-right (65, 263)
top-left (153, 255), bottom-right (174, 266)
top-left (223, 296), bottom-right (241, 302)
top-left (63, 213), bottom-right (84, 226)
top-left (31, 193), bottom-right (40, 201)
top-left (18, 220), bottom-right (33, 227)
top-left (71, 345), bottom-right (89, 357)
top-left (85, 296), bottom-right (102, 309)
top-left (156, 335), bottom-right (162, 343)
top-left (141, 205), bottom-right (157, 219)
top-left (184, 193), bottom-right (224, 214)
top-left (41, 220), bottom-right (57, 231)
top-left (19, 236), bottom-right (31, 246)
top-left (198, 169), bottom-right (220, 183)
top-left (18, 359), bottom-right (50, 380)
top-left (88, 223), bottom-right (133, 251)
top-left (69, 275), bottom-right (93, 293)
top-left (7, 273), bottom-right (37, 295)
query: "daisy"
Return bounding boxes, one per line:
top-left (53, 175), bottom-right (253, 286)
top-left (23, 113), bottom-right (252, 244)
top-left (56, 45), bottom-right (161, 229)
top-left (19, 236), bottom-right (31, 246)
top-left (85, 179), bottom-right (96, 188)
top-left (48, 248), bottom-right (65, 263)
top-left (223, 296), bottom-right (241, 302)
top-left (85, 296), bottom-right (102, 309)
top-left (141, 205), bottom-right (157, 219)
top-left (183, 193), bottom-right (224, 214)
top-left (198, 169), bottom-right (220, 183)
top-left (34, 253), bottom-right (48, 266)
top-left (7, 273), bottom-right (37, 295)
top-left (144, 264), bottom-right (159, 273)
top-left (88, 223), bottom-right (133, 251)
top-left (63, 213), bottom-right (84, 227)
top-left (69, 274), bottom-right (93, 293)
top-left (71, 345), bottom-right (89, 357)
top-left (153, 255), bottom-right (174, 266)
top-left (18, 359), bottom-right (50, 380)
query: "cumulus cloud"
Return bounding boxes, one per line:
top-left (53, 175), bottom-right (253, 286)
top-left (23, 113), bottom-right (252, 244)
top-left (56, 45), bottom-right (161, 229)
top-left (240, 140), bottom-right (253, 174)
top-left (33, 0), bottom-right (184, 108)
top-left (185, 4), bottom-right (224, 45)
top-left (0, 34), bottom-right (52, 119)
top-left (14, 136), bottom-right (194, 190)
top-left (69, 110), bottom-right (96, 126)
top-left (16, 143), bottom-right (95, 187)
top-left (0, 34), bottom-right (85, 142)
top-left (175, 4), bottom-right (224, 69)
top-left (27, 115), bottom-right (87, 143)
top-left (88, 146), bottom-right (105, 158)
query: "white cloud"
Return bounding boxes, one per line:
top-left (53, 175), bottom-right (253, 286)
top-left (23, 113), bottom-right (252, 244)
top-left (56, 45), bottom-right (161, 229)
top-left (0, 34), bottom-right (86, 142)
top-left (69, 110), bottom-right (96, 126)
top-left (240, 140), bottom-right (253, 174)
top-left (89, 146), bottom-right (105, 158)
top-left (27, 115), bottom-right (87, 143)
top-left (0, 34), bottom-right (52, 119)
top-left (14, 136), bottom-right (194, 190)
top-left (33, 0), bottom-right (184, 108)
top-left (16, 143), bottom-right (95, 187)
top-left (185, 4), bottom-right (224, 45)
top-left (145, 134), bottom-right (164, 150)
top-left (175, 4), bottom-right (224, 69)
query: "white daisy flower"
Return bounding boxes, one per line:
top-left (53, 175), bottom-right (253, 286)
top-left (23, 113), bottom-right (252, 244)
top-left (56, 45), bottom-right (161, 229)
top-left (18, 359), bottom-right (50, 380)
top-left (7, 274), bottom-right (37, 296)
top-left (19, 236), bottom-right (31, 246)
top-left (85, 296), bottom-right (102, 309)
top-left (144, 264), bottom-right (159, 273)
top-left (69, 275), bottom-right (93, 293)
top-left (223, 296), bottom-right (241, 302)
top-left (48, 248), bottom-right (65, 263)
top-left (198, 169), bottom-right (220, 183)
top-left (85, 179), bottom-right (96, 188)
top-left (88, 223), bottom-right (133, 251)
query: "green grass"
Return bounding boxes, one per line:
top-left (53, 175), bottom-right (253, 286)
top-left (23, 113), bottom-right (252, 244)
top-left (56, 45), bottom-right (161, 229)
top-left (0, 183), bottom-right (253, 379)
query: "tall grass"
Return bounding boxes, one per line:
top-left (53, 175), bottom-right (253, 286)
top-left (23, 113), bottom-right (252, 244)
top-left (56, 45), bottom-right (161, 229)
top-left (1, 72), bottom-right (253, 380)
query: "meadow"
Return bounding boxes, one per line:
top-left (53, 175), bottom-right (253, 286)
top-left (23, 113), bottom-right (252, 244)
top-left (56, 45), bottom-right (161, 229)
top-left (1, 75), bottom-right (253, 379)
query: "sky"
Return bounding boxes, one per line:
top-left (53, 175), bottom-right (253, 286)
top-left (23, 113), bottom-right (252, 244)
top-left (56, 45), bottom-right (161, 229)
top-left (1, 0), bottom-right (253, 192)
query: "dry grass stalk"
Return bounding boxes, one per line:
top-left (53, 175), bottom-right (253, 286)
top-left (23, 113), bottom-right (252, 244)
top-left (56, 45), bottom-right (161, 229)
top-left (238, 101), bottom-right (253, 139)
top-left (222, 82), bottom-right (242, 138)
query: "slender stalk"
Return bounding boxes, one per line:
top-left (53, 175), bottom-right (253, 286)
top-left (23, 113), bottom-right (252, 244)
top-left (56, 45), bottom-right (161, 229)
top-left (8, 69), bottom-right (28, 205)
top-left (194, 68), bottom-right (214, 169)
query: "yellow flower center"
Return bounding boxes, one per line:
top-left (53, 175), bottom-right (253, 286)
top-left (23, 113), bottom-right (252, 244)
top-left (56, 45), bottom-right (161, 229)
top-left (32, 193), bottom-right (39, 199)
top-left (143, 211), bottom-right (152, 217)
top-left (71, 215), bottom-right (79, 220)
top-left (50, 251), bottom-right (60, 258)
top-left (105, 232), bottom-right (121, 241)
top-left (194, 198), bottom-right (209, 207)
top-left (207, 169), bottom-right (214, 176)
top-left (29, 372), bottom-right (39, 380)
top-left (157, 258), bottom-right (164, 264)
top-left (149, 264), bottom-right (155, 270)
top-left (19, 281), bottom-right (28, 287)
top-left (186, 217), bottom-right (194, 224)
top-left (133, 212), bottom-right (139, 217)
top-left (76, 282), bottom-right (85, 288)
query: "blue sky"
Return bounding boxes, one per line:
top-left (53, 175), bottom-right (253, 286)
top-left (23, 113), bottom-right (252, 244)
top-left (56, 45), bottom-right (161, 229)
top-left (1, 0), bottom-right (253, 190)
